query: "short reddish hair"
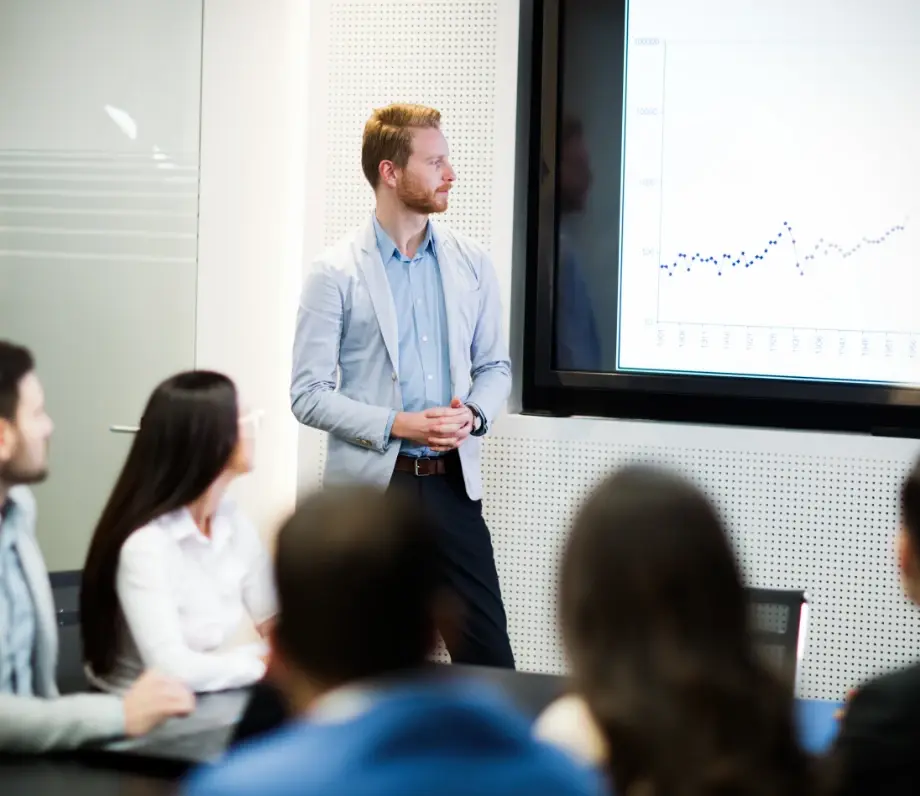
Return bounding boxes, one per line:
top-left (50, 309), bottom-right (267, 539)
top-left (361, 103), bottom-right (442, 189)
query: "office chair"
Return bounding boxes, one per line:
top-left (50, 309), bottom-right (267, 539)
top-left (48, 570), bottom-right (89, 694)
top-left (746, 587), bottom-right (809, 686)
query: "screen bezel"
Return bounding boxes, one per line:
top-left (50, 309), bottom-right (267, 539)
top-left (520, 0), bottom-right (920, 436)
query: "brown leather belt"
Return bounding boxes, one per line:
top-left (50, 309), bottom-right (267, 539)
top-left (394, 454), bottom-right (456, 477)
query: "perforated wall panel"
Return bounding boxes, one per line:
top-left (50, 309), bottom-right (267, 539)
top-left (300, 0), bottom-right (920, 702)
top-left (485, 416), bottom-right (920, 700)
top-left (318, 0), bottom-right (499, 251)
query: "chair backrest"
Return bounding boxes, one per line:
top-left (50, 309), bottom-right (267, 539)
top-left (48, 570), bottom-right (89, 694)
top-left (745, 587), bottom-right (808, 686)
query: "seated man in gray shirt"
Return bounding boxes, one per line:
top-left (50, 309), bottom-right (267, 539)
top-left (0, 339), bottom-right (194, 752)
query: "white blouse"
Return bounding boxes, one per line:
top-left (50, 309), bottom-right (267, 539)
top-left (533, 694), bottom-right (609, 767)
top-left (87, 498), bottom-right (277, 694)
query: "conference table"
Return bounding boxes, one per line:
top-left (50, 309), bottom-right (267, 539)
top-left (0, 665), bottom-right (842, 795)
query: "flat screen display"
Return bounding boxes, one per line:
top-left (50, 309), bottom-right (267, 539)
top-left (547, 0), bottom-right (920, 402)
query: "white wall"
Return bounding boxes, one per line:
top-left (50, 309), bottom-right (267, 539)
top-left (196, 0), bottom-right (307, 536)
top-left (1, 0), bottom-right (304, 566)
top-left (0, 0), bottom-right (201, 570)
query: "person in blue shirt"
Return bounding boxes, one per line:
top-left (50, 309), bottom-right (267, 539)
top-left (183, 485), bottom-right (603, 796)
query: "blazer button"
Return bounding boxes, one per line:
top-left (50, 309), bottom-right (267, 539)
top-left (391, 372), bottom-right (397, 381)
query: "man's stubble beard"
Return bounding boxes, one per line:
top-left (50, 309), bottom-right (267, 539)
top-left (396, 175), bottom-right (450, 215)
top-left (0, 467), bottom-right (48, 487)
top-left (0, 444), bottom-right (50, 488)
top-left (0, 463), bottom-right (49, 487)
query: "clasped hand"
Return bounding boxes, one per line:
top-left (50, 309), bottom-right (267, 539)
top-left (392, 397), bottom-right (474, 451)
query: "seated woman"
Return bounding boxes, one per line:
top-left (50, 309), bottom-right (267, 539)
top-left (80, 371), bottom-right (277, 694)
top-left (534, 466), bottom-right (824, 796)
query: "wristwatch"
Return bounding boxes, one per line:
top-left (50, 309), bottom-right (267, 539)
top-left (467, 403), bottom-right (487, 437)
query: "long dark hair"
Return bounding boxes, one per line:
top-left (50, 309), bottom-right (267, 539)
top-left (561, 466), bottom-right (819, 796)
top-left (81, 371), bottom-right (240, 676)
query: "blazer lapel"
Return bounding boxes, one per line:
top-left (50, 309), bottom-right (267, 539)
top-left (356, 218), bottom-right (400, 373)
top-left (431, 222), bottom-right (461, 392)
top-left (16, 526), bottom-right (58, 693)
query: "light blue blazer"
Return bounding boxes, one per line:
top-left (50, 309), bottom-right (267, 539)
top-left (0, 487), bottom-right (125, 752)
top-left (291, 215), bottom-right (511, 501)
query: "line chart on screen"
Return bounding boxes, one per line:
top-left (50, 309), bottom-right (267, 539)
top-left (616, 28), bottom-right (920, 386)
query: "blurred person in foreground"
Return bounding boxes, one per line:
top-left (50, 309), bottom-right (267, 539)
top-left (535, 465), bottom-right (824, 796)
top-left (832, 456), bottom-right (920, 795)
top-left (183, 485), bottom-right (602, 796)
top-left (0, 340), bottom-right (192, 752)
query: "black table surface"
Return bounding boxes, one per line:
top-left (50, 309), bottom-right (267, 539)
top-left (0, 665), bottom-right (570, 795)
top-left (0, 756), bottom-right (183, 796)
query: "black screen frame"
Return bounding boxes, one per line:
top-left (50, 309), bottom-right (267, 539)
top-left (520, 0), bottom-right (920, 437)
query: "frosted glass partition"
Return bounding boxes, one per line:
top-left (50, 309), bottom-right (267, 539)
top-left (0, 0), bottom-right (202, 570)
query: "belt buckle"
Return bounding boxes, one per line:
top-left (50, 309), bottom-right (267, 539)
top-left (414, 456), bottom-right (431, 477)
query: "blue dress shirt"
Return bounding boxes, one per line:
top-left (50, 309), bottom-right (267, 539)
top-left (0, 495), bottom-right (36, 695)
top-left (182, 679), bottom-right (604, 796)
top-left (373, 215), bottom-right (452, 458)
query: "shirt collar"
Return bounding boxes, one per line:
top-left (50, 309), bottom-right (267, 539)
top-left (306, 666), bottom-right (444, 724)
top-left (372, 212), bottom-right (434, 263)
top-left (0, 494), bottom-right (20, 550)
top-left (2, 485), bottom-right (29, 515)
top-left (309, 682), bottom-right (378, 724)
top-left (0, 496), bottom-right (13, 523)
top-left (164, 501), bottom-right (234, 549)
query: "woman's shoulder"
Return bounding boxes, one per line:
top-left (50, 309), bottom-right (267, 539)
top-left (119, 508), bottom-right (189, 556)
top-left (534, 693), bottom-right (609, 768)
top-left (118, 500), bottom-right (260, 556)
top-left (217, 498), bottom-right (262, 543)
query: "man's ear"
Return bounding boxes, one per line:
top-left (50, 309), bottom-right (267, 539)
top-left (0, 417), bottom-right (14, 463)
top-left (896, 527), bottom-right (920, 595)
top-left (378, 159), bottom-right (398, 188)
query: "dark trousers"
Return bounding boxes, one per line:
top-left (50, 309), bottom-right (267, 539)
top-left (390, 455), bottom-right (515, 669)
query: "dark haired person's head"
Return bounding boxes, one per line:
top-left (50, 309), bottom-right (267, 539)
top-left (561, 465), bottom-right (816, 796)
top-left (559, 115), bottom-right (592, 214)
top-left (81, 370), bottom-right (254, 676)
top-left (897, 457), bottom-right (920, 603)
top-left (267, 485), bottom-right (449, 708)
top-left (0, 340), bottom-right (53, 497)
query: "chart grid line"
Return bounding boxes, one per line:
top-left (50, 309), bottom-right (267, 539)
top-left (656, 321), bottom-right (917, 336)
top-left (655, 40), bottom-right (667, 322)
